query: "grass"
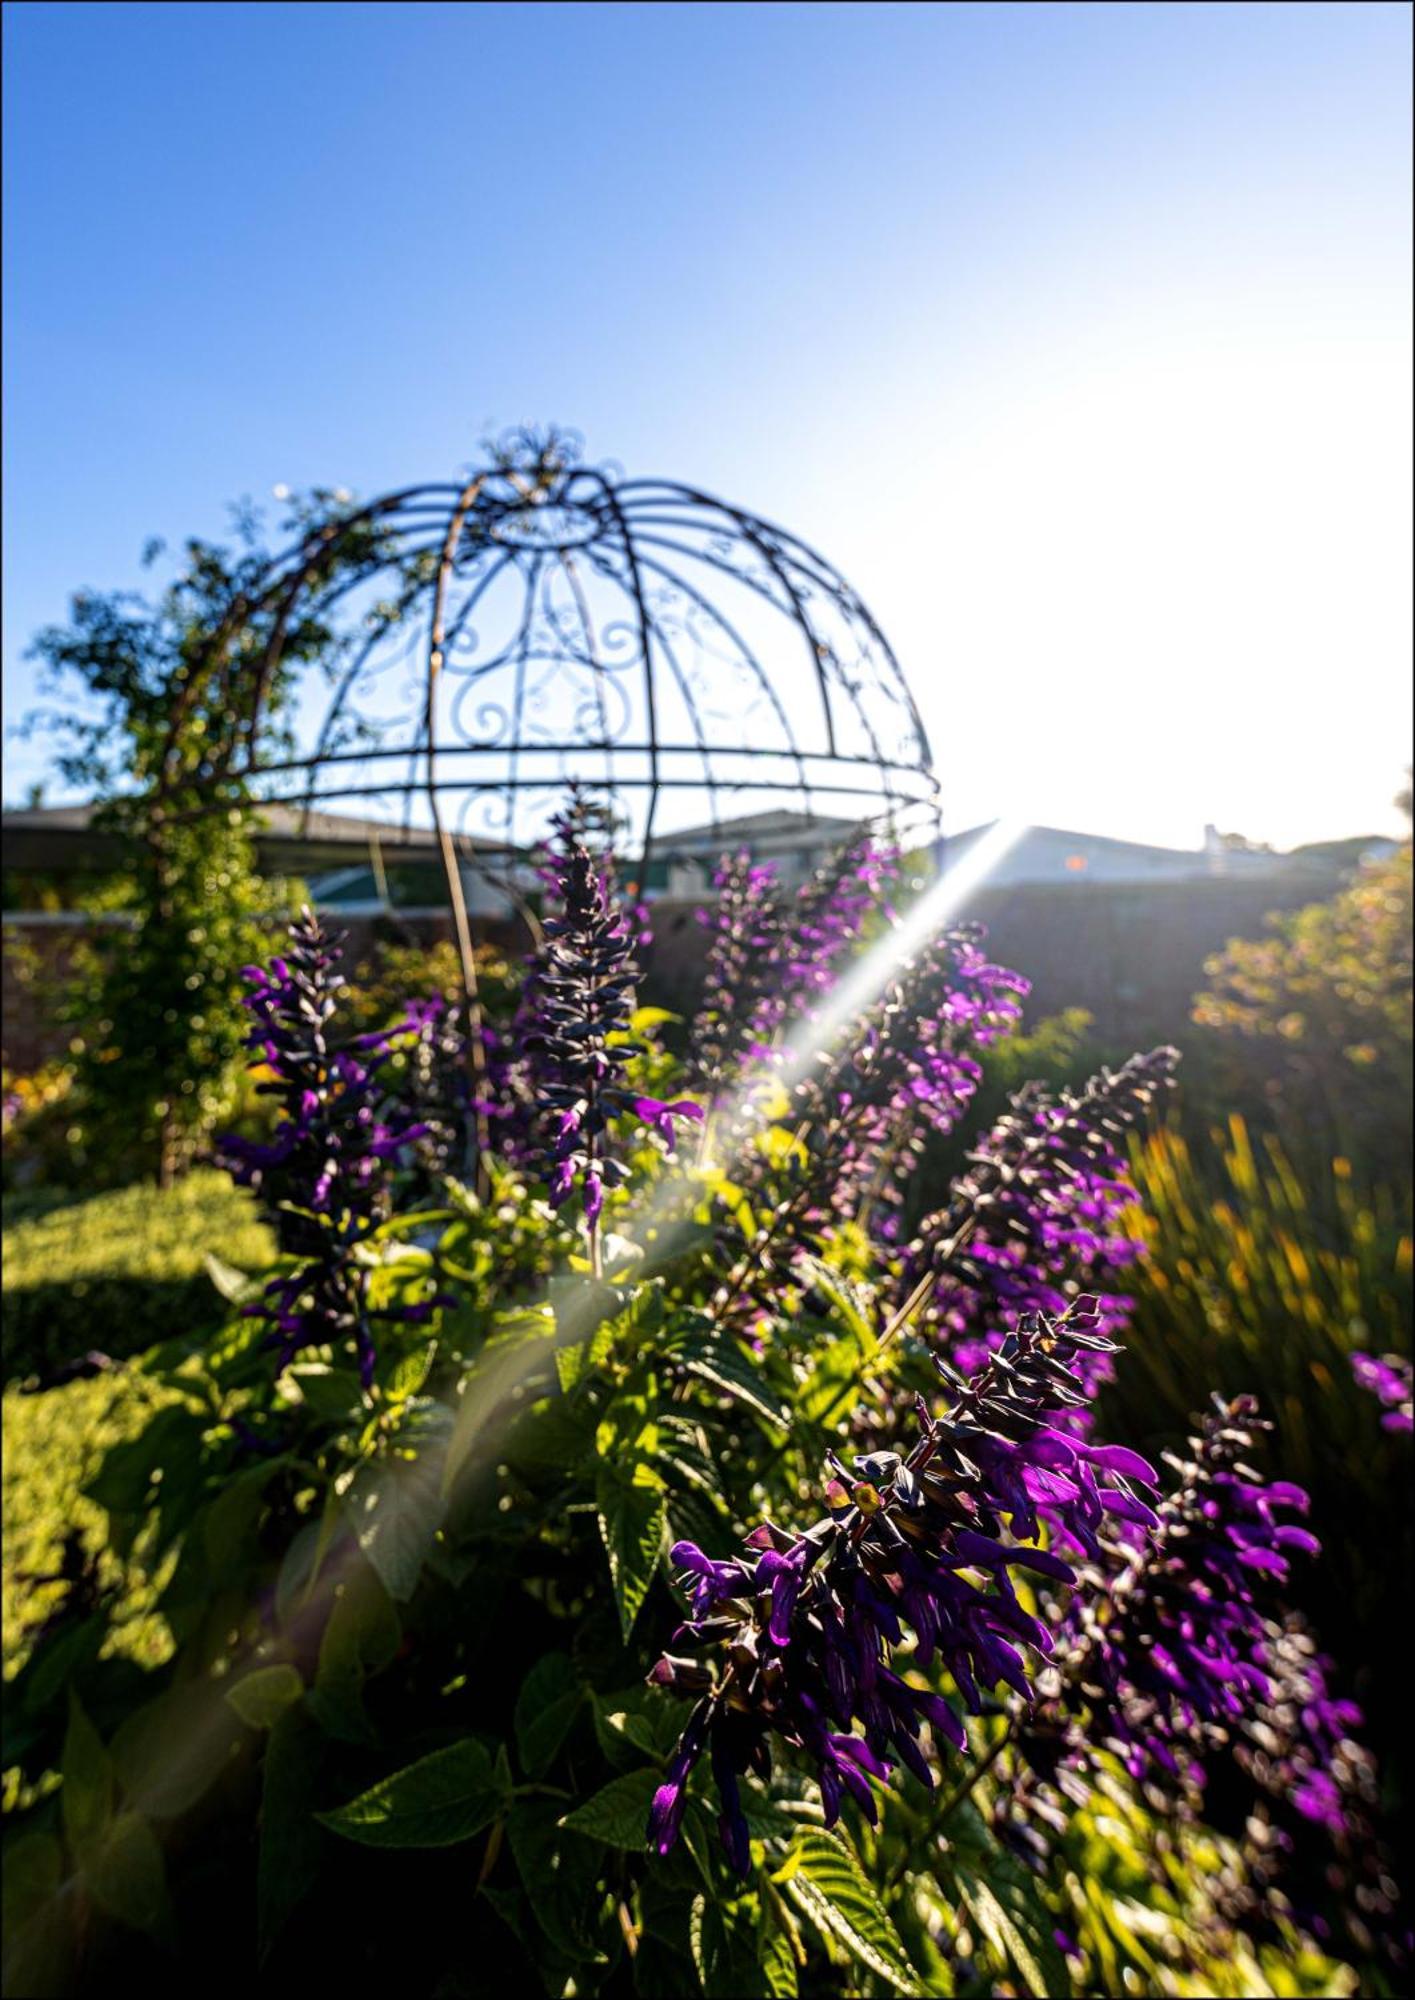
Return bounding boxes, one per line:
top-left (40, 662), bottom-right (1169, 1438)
top-left (2, 1170), bottom-right (274, 1695)
top-left (1, 1168), bottom-right (273, 1383)
top-left (2, 1368), bottom-right (179, 1684)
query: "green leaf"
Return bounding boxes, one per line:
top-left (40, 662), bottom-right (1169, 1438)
top-left (84, 1812), bottom-right (169, 1937)
top-left (560, 1767), bottom-right (661, 1850)
top-left (778, 1828), bottom-right (919, 1994)
top-left (629, 1005), bottom-right (680, 1032)
top-left (204, 1250), bottom-right (263, 1304)
top-left (288, 1364), bottom-right (365, 1421)
top-left (442, 1307), bottom-right (560, 1496)
top-left (592, 1692), bottom-right (672, 1767)
top-left (203, 1457), bottom-right (284, 1576)
top-left (258, 1704), bottom-right (328, 1965)
top-left (274, 1494), bottom-right (342, 1626)
top-left (1, 1831), bottom-right (61, 1942)
top-left (515, 1653), bottom-right (583, 1780)
top-left (597, 1473), bottom-right (666, 1641)
top-left (316, 1738), bottom-right (509, 1849)
top-left (957, 1863), bottom-right (1071, 1999)
top-left (61, 1695), bottom-right (112, 1860)
top-left (793, 1327), bottom-right (877, 1430)
top-left (340, 1397), bottom-right (452, 1601)
top-left (308, 1563), bottom-right (401, 1745)
top-left (226, 1664), bottom-right (304, 1732)
top-left (757, 1881), bottom-right (801, 1999)
top-left (109, 1686), bottom-right (246, 1820)
top-left (792, 1256), bottom-right (878, 1347)
top-left (83, 1406), bottom-right (195, 1519)
top-left (690, 1892), bottom-right (759, 1997)
top-left (21, 1615), bottom-right (104, 1714)
top-left (674, 1332), bottom-right (789, 1430)
top-left (506, 1799), bottom-right (610, 1960)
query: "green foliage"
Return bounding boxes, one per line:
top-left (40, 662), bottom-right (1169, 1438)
top-left (22, 491), bottom-right (402, 1181)
top-left (0, 949), bottom-right (1395, 1996)
top-left (341, 934), bottom-right (519, 1039)
top-left (1191, 846), bottom-right (1413, 1176)
top-left (1109, 1117), bottom-right (1412, 1795)
top-left (57, 810), bottom-right (296, 1183)
top-left (1, 1170), bottom-right (273, 1381)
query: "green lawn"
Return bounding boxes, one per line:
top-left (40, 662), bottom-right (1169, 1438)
top-left (2, 1169), bottom-right (273, 1383)
top-left (2, 1172), bottom-right (274, 1692)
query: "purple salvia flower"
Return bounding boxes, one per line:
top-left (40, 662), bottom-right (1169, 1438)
top-left (217, 909), bottom-right (444, 1386)
top-left (688, 849), bottom-right (787, 1097)
top-left (901, 1048), bottom-right (1179, 1407)
top-left (521, 818), bottom-right (702, 1261)
top-left (1351, 1350), bottom-right (1413, 1432)
top-left (646, 1298), bottom-right (1155, 1873)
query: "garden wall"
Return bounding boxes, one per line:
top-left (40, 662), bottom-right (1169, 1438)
top-left (639, 872), bottom-right (1335, 1050)
top-left (3, 873), bottom-right (1331, 1073)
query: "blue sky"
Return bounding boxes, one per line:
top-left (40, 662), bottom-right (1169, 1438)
top-left (4, 1), bottom-right (1410, 846)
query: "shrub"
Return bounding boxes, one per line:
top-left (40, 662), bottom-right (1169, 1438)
top-left (1190, 845), bottom-right (1413, 1180)
top-left (0, 833), bottom-right (1401, 1997)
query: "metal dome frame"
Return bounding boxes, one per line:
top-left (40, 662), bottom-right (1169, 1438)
top-left (155, 428), bottom-right (938, 997)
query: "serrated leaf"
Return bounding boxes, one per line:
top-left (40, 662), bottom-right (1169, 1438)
top-left (225, 1664), bottom-right (304, 1731)
top-left (560, 1767), bottom-right (662, 1849)
top-left (506, 1799), bottom-right (609, 1959)
top-left (676, 1335), bottom-right (789, 1430)
top-left (690, 1892), bottom-right (759, 1997)
top-left (757, 1880), bottom-right (801, 1999)
top-left (957, 1864), bottom-right (1071, 1998)
top-left (794, 1331), bottom-right (871, 1428)
top-left (342, 1397), bottom-right (451, 1600)
top-left (515, 1653), bottom-right (583, 1779)
top-left (316, 1738), bottom-right (508, 1849)
top-left (779, 1828), bottom-right (919, 1993)
top-left (597, 1473), bottom-right (666, 1640)
top-left (793, 1255), bottom-right (878, 1347)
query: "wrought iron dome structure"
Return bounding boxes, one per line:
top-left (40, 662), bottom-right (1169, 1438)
top-left (162, 429), bottom-right (938, 927)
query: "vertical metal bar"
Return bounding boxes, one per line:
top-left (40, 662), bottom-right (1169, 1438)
top-left (426, 477), bottom-right (492, 1191)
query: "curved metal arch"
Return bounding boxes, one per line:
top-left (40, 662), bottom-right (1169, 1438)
top-left (163, 430), bottom-right (940, 914)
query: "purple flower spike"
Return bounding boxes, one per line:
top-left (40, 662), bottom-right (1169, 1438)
top-left (215, 909), bottom-right (448, 1386)
top-left (1352, 1350), bottom-right (1413, 1432)
top-left (646, 1300), bottom-right (1153, 1873)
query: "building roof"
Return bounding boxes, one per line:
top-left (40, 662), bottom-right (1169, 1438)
top-left (943, 820), bottom-right (1203, 862)
top-left (656, 807), bottom-right (863, 849)
top-left (2, 800), bottom-right (445, 850)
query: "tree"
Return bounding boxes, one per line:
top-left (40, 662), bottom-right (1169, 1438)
top-left (24, 491), bottom-right (413, 1183)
